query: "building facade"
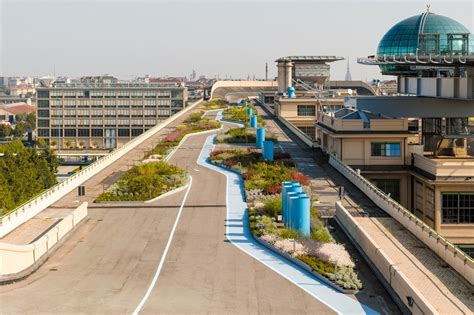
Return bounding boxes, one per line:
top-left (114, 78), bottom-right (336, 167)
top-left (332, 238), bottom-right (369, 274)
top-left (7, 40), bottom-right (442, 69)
top-left (36, 82), bottom-right (188, 149)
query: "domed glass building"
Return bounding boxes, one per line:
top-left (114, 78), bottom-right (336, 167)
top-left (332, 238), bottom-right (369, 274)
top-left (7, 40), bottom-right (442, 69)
top-left (377, 11), bottom-right (474, 57)
top-left (373, 10), bottom-right (473, 74)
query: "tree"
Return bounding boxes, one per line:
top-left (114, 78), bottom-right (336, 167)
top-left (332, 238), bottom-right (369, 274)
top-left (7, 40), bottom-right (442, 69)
top-left (0, 124), bottom-right (13, 138)
top-left (37, 138), bottom-right (46, 148)
top-left (0, 141), bottom-right (58, 214)
top-left (14, 121), bottom-right (28, 138)
top-left (65, 140), bottom-right (73, 148)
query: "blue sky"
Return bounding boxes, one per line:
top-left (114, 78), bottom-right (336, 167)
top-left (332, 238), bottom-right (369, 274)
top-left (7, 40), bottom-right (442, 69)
top-left (1, 0), bottom-right (472, 81)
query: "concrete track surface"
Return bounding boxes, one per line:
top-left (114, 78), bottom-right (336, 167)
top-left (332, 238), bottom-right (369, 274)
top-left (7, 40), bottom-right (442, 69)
top-left (0, 117), bottom-right (347, 314)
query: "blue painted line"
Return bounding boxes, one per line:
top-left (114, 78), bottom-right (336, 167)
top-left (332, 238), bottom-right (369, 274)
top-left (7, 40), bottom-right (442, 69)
top-left (197, 135), bottom-right (379, 315)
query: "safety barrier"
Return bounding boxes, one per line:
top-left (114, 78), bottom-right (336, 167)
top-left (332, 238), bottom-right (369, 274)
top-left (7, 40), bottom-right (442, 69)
top-left (0, 202), bottom-right (88, 281)
top-left (329, 154), bottom-right (474, 285)
top-left (0, 100), bottom-right (203, 237)
top-left (335, 202), bottom-right (436, 314)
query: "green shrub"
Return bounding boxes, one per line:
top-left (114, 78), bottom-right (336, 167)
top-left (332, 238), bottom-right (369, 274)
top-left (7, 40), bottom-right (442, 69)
top-left (263, 197), bottom-right (282, 217)
top-left (279, 228), bottom-right (299, 239)
top-left (296, 255), bottom-right (335, 276)
top-left (311, 227), bottom-right (333, 243)
top-left (96, 161), bottom-right (185, 202)
top-left (186, 111), bottom-right (204, 123)
top-left (328, 266), bottom-right (363, 290)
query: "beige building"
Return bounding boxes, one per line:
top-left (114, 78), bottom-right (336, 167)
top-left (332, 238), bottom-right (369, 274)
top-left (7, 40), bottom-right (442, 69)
top-left (316, 108), bottom-right (474, 244)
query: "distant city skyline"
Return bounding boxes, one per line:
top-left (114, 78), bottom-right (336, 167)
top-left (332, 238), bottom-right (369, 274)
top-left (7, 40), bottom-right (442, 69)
top-left (1, 0), bottom-right (472, 81)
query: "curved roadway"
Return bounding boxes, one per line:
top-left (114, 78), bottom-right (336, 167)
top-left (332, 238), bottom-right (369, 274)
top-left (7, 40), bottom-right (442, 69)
top-left (1, 113), bottom-right (341, 314)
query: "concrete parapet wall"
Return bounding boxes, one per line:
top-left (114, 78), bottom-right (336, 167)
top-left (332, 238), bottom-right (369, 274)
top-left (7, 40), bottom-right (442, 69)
top-left (335, 202), bottom-right (436, 315)
top-left (330, 155), bottom-right (474, 286)
top-left (0, 202), bottom-right (88, 280)
top-left (276, 116), bottom-right (315, 148)
top-left (0, 100), bottom-right (203, 237)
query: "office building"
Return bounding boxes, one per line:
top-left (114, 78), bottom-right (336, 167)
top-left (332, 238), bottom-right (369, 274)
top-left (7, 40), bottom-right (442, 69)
top-left (36, 81), bottom-right (188, 149)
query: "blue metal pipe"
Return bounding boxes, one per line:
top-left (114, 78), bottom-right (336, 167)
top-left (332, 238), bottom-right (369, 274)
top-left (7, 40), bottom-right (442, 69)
top-left (288, 192), bottom-right (307, 229)
top-left (256, 127), bottom-right (265, 149)
top-left (281, 182), bottom-right (296, 224)
top-left (250, 115), bottom-right (258, 128)
top-left (283, 184), bottom-right (302, 227)
top-left (291, 195), bottom-right (311, 237)
top-left (263, 140), bottom-right (274, 161)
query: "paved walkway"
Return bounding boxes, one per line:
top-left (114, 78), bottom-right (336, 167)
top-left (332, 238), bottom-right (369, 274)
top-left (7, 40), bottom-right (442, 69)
top-left (257, 106), bottom-right (474, 315)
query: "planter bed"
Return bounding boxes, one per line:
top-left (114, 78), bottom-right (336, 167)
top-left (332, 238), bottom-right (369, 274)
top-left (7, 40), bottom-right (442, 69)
top-left (208, 148), bottom-right (363, 292)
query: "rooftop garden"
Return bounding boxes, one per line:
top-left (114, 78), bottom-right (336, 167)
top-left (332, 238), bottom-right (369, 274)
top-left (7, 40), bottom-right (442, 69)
top-left (146, 111), bottom-right (221, 158)
top-left (96, 161), bottom-right (186, 201)
top-left (200, 98), bottom-right (229, 110)
top-left (217, 127), bottom-right (278, 144)
top-left (96, 110), bottom-right (221, 202)
top-left (222, 105), bottom-right (263, 125)
top-left (209, 148), bottom-right (362, 291)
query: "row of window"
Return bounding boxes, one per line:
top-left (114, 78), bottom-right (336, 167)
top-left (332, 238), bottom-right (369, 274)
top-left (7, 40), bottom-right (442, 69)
top-left (49, 118), bottom-right (159, 126)
top-left (48, 99), bottom-right (172, 106)
top-left (38, 128), bottom-right (146, 137)
top-left (44, 90), bottom-right (174, 98)
top-left (50, 109), bottom-right (166, 116)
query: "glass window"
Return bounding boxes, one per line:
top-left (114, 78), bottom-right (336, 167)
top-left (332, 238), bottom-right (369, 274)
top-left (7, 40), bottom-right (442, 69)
top-left (37, 129), bottom-right (49, 137)
top-left (131, 128), bottom-right (143, 136)
top-left (442, 193), bottom-right (474, 224)
top-left (37, 90), bottom-right (49, 98)
top-left (118, 129), bottom-right (130, 137)
top-left (38, 119), bottom-right (49, 127)
top-left (38, 110), bottom-right (50, 118)
top-left (37, 100), bottom-right (50, 108)
top-left (78, 129), bottom-right (90, 137)
top-left (371, 142), bottom-right (401, 157)
top-left (297, 126), bottom-right (315, 139)
top-left (297, 105), bottom-right (315, 116)
top-left (371, 179), bottom-right (400, 202)
top-left (91, 129), bottom-right (103, 137)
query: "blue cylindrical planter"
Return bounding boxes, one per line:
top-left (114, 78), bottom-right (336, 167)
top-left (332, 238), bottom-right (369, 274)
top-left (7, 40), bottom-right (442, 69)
top-left (281, 182), bottom-right (296, 224)
top-left (263, 141), bottom-right (274, 161)
top-left (288, 192), bottom-right (307, 230)
top-left (250, 115), bottom-right (258, 128)
top-left (246, 107), bottom-right (252, 116)
top-left (291, 196), bottom-right (311, 237)
top-left (284, 185), bottom-right (302, 227)
top-left (256, 127), bottom-right (265, 149)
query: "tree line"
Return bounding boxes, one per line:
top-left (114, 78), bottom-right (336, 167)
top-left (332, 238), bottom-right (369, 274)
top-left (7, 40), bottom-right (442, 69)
top-left (0, 140), bottom-right (59, 214)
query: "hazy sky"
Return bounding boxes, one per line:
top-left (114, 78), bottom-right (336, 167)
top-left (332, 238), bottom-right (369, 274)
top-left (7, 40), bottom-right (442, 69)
top-left (1, 0), bottom-right (473, 81)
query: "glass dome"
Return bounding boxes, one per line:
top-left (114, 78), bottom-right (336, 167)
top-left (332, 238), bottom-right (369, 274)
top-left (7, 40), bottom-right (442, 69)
top-left (377, 12), bottom-right (474, 57)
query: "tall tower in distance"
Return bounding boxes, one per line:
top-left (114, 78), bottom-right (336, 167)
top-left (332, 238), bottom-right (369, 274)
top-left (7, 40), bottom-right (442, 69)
top-left (265, 62), bottom-right (268, 80)
top-left (345, 57), bottom-right (352, 81)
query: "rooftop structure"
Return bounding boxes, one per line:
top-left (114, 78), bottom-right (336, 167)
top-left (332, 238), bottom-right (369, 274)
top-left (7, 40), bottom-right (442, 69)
top-left (359, 9), bottom-right (474, 75)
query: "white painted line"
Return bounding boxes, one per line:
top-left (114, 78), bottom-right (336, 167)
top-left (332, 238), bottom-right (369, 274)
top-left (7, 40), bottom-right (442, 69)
top-left (132, 175), bottom-right (193, 315)
top-left (197, 134), bottom-right (378, 315)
